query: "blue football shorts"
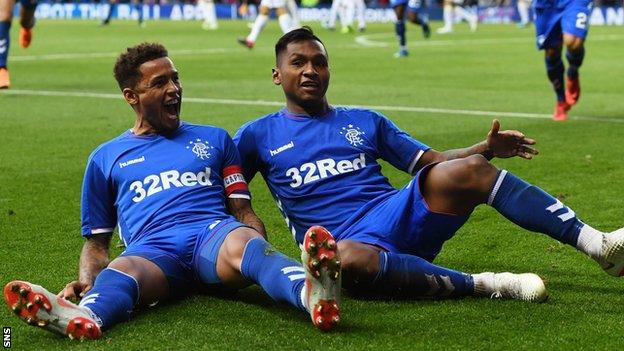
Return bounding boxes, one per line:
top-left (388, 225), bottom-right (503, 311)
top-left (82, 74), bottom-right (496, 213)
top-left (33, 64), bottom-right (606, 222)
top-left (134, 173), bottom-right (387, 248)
top-left (192, 219), bottom-right (247, 287)
top-left (534, 0), bottom-right (592, 49)
top-left (335, 163), bottom-right (470, 262)
top-left (119, 218), bottom-right (246, 295)
top-left (390, 0), bottom-right (424, 12)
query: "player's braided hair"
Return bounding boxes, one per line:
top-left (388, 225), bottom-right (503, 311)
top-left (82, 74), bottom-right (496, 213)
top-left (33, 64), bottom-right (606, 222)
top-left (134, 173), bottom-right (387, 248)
top-left (274, 26), bottom-right (327, 64)
top-left (113, 42), bottom-right (168, 90)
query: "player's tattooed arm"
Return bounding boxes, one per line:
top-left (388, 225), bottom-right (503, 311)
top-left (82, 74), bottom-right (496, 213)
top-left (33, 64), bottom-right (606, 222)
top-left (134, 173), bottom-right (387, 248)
top-left (415, 119), bottom-right (538, 169)
top-left (58, 233), bottom-right (112, 301)
top-left (227, 198), bottom-right (267, 239)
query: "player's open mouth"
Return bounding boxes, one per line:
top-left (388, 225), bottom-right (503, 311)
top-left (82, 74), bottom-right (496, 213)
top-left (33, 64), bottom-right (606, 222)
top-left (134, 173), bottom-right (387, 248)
top-left (164, 98), bottom-right (180, 117)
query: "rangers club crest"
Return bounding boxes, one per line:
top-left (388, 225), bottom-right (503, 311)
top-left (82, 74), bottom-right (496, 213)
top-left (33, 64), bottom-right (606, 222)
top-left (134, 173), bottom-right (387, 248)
top-left (340, 125), bottom-right (365, 147)
top-left (186, 139), bottom-right (214, 160)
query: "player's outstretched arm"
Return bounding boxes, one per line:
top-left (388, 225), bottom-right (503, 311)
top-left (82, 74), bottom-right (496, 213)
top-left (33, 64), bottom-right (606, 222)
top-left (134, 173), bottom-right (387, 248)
top-left (485, 119), bottom-right (538, 159)
top-left (58, 233), bottom-right (112, 301)
top-left (226, 198), bottom-right (267, 239)
top-left (415, 119), bottom-right (538, 169)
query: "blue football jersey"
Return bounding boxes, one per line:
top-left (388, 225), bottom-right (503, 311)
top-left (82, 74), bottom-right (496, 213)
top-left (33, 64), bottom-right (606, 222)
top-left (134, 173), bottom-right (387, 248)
top-left (233, 107), bottom-right (429, 245)
top-left (533, 0), bottom-right (590, 9)
top-left (81, 122), bottom-right (250, 246)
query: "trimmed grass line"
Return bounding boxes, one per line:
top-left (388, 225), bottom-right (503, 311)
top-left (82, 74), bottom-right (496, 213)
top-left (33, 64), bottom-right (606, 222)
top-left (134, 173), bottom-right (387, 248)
top-left (355, 33), bottom-right (624, 48)
top-left (9, 47), bottom-right (250, 62)
top-left (2, 88), bottom-right (623, 123)
top-left (10, 33), bottom-right (623, 62)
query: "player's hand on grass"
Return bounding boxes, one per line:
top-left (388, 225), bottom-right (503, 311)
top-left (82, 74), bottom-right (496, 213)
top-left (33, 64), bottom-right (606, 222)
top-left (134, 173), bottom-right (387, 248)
top-left (486, 119), bottom-right (538, 159)
top-left (58, 280), bottom-right (93, 301)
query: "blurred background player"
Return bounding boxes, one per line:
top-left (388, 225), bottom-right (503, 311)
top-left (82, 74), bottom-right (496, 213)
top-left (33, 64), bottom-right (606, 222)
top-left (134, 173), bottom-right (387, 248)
top-left (534, 0), bottom-right (590, 121)
top-left (101, 0), bottom-right (145, 27)
top-left (437, 0), bottom-right (478, 34)
top-left (326, 0), bottom-right (366, 33)
top-left (287, 0), bottom-right (301, 28)
top-left (392, 0), bottom-right (431, 58)
top-left (326, 0), bottom-right (346, 31)
top-left (344, 0), bottom-right (367, 32)
top-left (238, 0), bottom-right (297, 48)
top-left (200, 0), bottom-right (218, 30)
top-left (355, 0), bottom-right (366, 31)
top-left (0, 0), bottom-right (37, 89)
top-left (517, 0), bottom-right (531, 27)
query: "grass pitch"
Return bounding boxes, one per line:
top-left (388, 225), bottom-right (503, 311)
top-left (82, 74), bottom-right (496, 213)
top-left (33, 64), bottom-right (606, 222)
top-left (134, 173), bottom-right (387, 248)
top-left (1, 19), bottom-right (623, 350)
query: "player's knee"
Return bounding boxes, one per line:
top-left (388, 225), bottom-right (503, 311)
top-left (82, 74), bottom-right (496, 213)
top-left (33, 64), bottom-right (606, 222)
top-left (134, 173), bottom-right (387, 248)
top-left (450, 154), bottom-right (496, 190)
top-left (337, 240), bottom-right (379, 278)
top-left (221, 228), bottom-right (263, 263)
top-left (544, 47), bottom-right (561, 59)
top-left (565, 38), bottom-right (584, 52)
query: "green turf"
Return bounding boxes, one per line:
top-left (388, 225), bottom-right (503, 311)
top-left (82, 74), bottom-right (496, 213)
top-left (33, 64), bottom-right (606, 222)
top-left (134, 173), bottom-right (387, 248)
top-left (1, 19), bottom-right (623, 350)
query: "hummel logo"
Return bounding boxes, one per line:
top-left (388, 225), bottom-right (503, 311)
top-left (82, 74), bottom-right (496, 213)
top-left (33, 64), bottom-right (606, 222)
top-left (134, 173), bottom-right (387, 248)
top-left (270, 141), bottom-right (294, 156)
top-left (119, 156), bottom-right (145, 169)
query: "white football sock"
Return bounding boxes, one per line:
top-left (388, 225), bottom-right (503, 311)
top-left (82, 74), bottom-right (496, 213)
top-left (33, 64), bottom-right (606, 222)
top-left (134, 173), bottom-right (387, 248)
top-left (443, 5), bottom-right (454, 29)
top-left (248, 14), bottom-right (269, 42)
top-left (472, 272), bottom-right (495, 296)
top-left (327, 0), bottom-right (341, 28)
top-left (201, 0), bottom-right (217, 26)
top-left (576, 224), bottom-right (604, 259)
top-left (343, 0), bottom-right (355, 27)
top-left (518, 0), bottom-right (529, 24)
top-left (278, 13), bottom-right (293, 33)
top-left (287, 0), bottom-right (300, 28)
top-left (356, 0), bottom-right (366, 29)
top-left (455, 6), bottom-right (473, 23)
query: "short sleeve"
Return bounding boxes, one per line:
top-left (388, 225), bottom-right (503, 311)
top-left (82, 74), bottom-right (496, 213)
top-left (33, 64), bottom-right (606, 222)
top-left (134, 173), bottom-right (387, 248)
top-left (374, 112), bottom-right (430, 175)
top-left (80, 153), bottom-right (116, 237)
top-left (221, 132), bottom-right (251, 200)
top-left (232, 122), bottom-right (260, 182)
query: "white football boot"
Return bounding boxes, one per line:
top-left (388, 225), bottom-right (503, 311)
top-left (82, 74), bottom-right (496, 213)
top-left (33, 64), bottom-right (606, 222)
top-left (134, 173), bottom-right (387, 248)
top-left (436, 26), bottom-right (453, 34)
top-left (596, 228), bottom-right (624, 277)
top-left (475, 272), bottom-right (548, 302)
top-left (301, 226), bottom-right (341, 332)
top-left (4, 281), bottom-right (102, 340)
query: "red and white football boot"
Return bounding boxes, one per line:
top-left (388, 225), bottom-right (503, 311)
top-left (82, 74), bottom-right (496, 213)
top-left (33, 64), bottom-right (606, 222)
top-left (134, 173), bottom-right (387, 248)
top-left (4, 280), bottom-right (102, 340)
top-left (301, 226), bottom-right (341, 332)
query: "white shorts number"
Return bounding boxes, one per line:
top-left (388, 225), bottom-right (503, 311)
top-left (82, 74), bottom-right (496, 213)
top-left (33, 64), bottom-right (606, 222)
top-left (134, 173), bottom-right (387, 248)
top-left (575, 12), bottom-right (587, 29)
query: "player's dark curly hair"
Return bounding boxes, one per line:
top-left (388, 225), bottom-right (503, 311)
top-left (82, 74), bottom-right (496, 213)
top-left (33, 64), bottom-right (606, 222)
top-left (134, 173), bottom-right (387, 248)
top-left (274, 26), bottom-right (327, 64)
top-left (113, 43), bottom-right (168, 90)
